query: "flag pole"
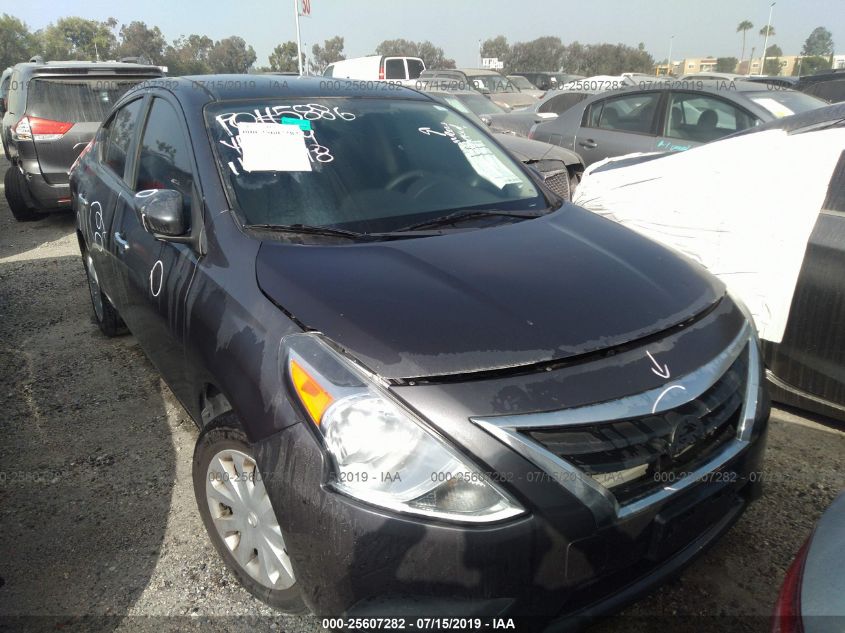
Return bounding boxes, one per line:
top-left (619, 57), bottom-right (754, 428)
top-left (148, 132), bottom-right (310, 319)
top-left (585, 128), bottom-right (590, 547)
top-left (294, 0), bottom-right (303, 75)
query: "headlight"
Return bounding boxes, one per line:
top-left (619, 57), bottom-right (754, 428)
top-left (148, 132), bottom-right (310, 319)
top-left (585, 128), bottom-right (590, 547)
top-left (284, 333), bottom-right (524, 523)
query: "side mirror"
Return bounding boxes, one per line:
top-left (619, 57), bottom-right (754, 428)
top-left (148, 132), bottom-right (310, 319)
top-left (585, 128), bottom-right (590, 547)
top-left (480, 115), bottom-right (493, 127)
top-left (0, 97), bottom-right (6, 114)
top-left (135, 189), bottom-right (187, 237)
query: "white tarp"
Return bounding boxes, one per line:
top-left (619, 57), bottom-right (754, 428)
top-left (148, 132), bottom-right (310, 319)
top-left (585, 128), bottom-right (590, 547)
top-left (573, 128), bottom-right (845, 343)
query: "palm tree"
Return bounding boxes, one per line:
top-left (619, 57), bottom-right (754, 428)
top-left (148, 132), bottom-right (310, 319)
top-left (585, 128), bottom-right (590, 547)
top-left (737, 20), bottom-right (753, 62)
top-left (759, 25), bottom-right (775, 38)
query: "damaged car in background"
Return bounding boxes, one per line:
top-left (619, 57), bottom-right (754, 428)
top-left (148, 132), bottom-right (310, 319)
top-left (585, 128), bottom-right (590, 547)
top-left (574, 103), bottom-right (845, 423)
top-left (70, 76), bottom-right (769, 625)
top-left (422, 86), bottom-right (584, 197)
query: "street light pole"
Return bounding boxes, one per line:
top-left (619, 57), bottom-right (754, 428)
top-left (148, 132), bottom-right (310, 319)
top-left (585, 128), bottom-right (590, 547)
top-left (667, 35), bottom-right (674, 76)
top-left (294, 0), bottom-right (303, 76)
top-left (760, 1), bottom-right (775, 76)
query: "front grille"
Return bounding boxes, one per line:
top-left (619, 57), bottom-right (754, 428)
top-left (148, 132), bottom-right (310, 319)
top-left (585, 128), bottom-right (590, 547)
top-left (542, 170), bottom-right (570, 200)
top-left (525, 349), bottom-right (748, 505)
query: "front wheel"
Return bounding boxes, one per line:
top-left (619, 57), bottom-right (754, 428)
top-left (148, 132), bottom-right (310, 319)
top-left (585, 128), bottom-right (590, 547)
top-left (193, 420), bottom-right (306, 612)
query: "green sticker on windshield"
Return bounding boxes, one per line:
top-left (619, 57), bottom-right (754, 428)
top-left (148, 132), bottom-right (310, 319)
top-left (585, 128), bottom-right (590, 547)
top-left (281, 117), bottom-right (312, 131)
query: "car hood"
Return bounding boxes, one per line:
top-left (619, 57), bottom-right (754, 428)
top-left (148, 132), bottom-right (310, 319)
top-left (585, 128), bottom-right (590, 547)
top-left (256, 206), bottom-right (724, 380)
top-left (491, 93), bottom-right (537, 109)
top-left (496, 133), bottom-right (583, 166)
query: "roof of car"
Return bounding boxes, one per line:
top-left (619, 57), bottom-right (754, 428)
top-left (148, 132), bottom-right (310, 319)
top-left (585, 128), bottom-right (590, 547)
top-left (11, 60), bottom-right (164, 78)
top-left (166, 74), bottom-right (431, 102)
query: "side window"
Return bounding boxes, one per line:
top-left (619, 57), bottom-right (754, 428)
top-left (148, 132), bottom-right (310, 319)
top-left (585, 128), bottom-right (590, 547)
top-left (135, 98), bottom-right (193, 213)
top-left (664, 92), bottom-right (756, 143)
top-left (584, 92), bottom-right (661, 134)
top-left (323, 64), bottom-right (334, 78)
top-left (539, 92), bottom-right (589, 114)
top-left (100, 98), bottom-right (144, 181)
top-left (9, 71), bottom-right (24, 113)
top-left (406, 59), bottom-right (424, 80)
top-left (384, 58), bottom-right (405, 80)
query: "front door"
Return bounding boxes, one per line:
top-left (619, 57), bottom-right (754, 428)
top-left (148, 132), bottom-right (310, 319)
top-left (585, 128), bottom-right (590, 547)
top-left (573, 91), bottom-right (663, 166)
top-left (113, 95), bottom-right (200, 402)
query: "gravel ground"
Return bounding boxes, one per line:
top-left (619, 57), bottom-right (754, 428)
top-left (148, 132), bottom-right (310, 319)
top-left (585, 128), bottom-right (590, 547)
top-left (0, 161), bottom-right (843, 633)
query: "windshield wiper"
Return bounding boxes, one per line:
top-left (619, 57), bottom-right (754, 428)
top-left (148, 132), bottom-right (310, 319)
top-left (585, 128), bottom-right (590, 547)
top-left (392, 209), bottom-right (546, 232)
top-left (244, 223), bottom-right (367, 240)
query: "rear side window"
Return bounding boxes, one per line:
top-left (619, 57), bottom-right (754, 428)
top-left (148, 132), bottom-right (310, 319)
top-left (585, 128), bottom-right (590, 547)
top-left (101, 98), bottom-right (144, 180)
top-left (135, 98), bottom-right (193, 213)
top-left (539, 92), bottom-right (590, 114)
top-left (664, 92), bottom-right (756, 142)
top-left (585, 92), bottom-right (660, 134)
top-left (384, 58), bottom-right (405, 80)
top-left (406, 59), bottom-right (424, 79)
top-left (323, 64), bottom-right (334, 78)
top-left (26, 78), bottom-right (146, 122)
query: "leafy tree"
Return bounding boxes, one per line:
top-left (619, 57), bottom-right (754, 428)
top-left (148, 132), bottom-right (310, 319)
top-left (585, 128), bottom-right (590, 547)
top-left (766, 44), bottom-right (782, 57)
top-left (507, 37), bottom-right (566, 73)
top-left (116, 21), bottom-right (166, 64)
top-left (794, 55), bottom-right (831, 76)
top-left (563, 42), bottom-right (654, 76)
top-left (801, 27), bottom-right (834, 56)
top-left (0, 13), bottom-right (40, 69)
top-left (763, 56), bottom-right (782, 75)
top-left (40, 16), bottom-right (118, 61)
top-left (163, 34), bottom-right (214, 75)
top-left (310, 36), bottom-right (344, 73)
top-left (716, 57), bottom-right (738, 72)
top-left (481, 35), bottom-right (509, 63)
top-left (736, 20), bottom-right (753, 62)
top-left (375, 39), bottom-right (455, 69)
top-left (268, 41), bottom-right (303, 73)
top-left (208, 36), bottom-right (256, 73)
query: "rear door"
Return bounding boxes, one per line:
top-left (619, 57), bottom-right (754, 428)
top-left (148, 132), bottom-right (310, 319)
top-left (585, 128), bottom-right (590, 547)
top-left (79, 96), bottom-right (146, 306)
top-left (654, 91), bottom-right (759, 152)
top-left (113, 94), bottom-right (200, 399)
top-left (25, 76), bottom-right (151, 185)
top-left (573, 91), bottom-right (663, 165)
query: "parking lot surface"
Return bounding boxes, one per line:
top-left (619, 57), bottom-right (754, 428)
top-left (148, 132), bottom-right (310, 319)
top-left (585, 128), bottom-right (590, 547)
top-left (0, 161), bottom-right (843, 632)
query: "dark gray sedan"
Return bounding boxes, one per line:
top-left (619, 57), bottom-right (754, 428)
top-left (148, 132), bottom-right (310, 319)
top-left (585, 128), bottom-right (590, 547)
top-left (529, 80), bottom-right (827, 166)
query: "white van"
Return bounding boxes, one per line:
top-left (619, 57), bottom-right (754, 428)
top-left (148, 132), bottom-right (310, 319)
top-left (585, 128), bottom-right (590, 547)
top-left (323, 55), bottom-right (426, 83)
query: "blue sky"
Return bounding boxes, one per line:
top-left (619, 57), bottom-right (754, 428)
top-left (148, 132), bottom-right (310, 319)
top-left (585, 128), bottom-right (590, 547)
top-left (17, 0), bottom-right (845, 67)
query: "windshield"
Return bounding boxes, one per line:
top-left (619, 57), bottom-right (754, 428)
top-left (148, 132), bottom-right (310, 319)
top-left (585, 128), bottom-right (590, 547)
top-left (509, 76), bottom-right (536, 90)
top-left (206, 98), bottom-right (543, 234)
top-left (439, 93), bottom-right (506, 118)
top-left (26, 78), bottom-right (147, 122)
top-left (747, 90), bottom-right (827, 118)
top-left (468, 75), bottom-right (518, 94)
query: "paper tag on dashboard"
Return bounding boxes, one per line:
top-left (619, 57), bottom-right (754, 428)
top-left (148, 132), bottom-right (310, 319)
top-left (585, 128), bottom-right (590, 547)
top-left (238, 122), bottom-right (312, 172)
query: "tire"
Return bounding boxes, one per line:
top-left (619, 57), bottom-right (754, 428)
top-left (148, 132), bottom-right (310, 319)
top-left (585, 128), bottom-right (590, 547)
top-left (4, 166), bottom-right (42, 222)
top-left (82, 248), bottom-right (124, 337)
top-left (193, 418), bottom-right (306, 613)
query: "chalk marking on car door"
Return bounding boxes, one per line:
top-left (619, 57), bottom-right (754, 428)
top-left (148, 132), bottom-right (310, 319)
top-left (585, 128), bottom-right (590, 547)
top-left (150, 260), bottom-right (164, 297)
top-left (91, 201), bottom-right (104, 249)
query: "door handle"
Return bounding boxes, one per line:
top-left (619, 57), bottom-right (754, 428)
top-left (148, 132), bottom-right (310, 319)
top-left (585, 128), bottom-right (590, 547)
top-left (579, 139), bottom-right (598, 149)
top-left (114, 232), bottom-right (129, 250)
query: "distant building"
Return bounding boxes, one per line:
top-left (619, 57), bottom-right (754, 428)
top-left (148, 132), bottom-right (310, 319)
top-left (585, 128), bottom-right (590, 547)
top-left (681, 57), bottom-right (718, 74)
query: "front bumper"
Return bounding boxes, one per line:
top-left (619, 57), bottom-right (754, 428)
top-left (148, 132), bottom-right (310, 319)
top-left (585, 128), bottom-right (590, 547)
top-left (254, 297), bottom-right (770, 622)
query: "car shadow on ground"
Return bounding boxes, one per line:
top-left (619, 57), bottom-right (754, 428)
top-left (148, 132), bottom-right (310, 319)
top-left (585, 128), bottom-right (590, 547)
top-left (0, 248), bottom-right (176, 632)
